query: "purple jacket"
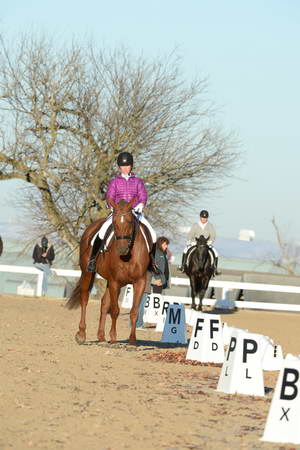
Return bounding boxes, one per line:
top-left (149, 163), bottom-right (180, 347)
top-left (106, 173), bottom-right (148, 207)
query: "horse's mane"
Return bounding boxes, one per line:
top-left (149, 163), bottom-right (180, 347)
top-left (117, 199), bottom-right (128, 207)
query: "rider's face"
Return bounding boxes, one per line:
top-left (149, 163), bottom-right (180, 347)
top-left (119, 165), bottom-right (132, 175)
top-left (161, 242), bottom-right (168, 252)
top-left (200, 217), bottom-right (208, 224)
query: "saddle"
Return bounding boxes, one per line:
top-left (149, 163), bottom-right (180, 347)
top-left (139, 222), bottom-right (153, 252)
top-left (91, 216), bottom-right (153, 252)
top-left (185, 245), bottom-right (215, 268)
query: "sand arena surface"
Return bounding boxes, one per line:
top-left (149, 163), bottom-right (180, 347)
top-left (1, 293), bottom-right (300, 449)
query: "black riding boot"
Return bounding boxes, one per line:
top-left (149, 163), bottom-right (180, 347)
top-left (87, 235), bottom-right (103, 273)
top-left (213, 257), bottom-right (221, 276)
top-left (178, 252), bottom-right (187, 272)
top-left (149, 242), bottom-right (160, 275)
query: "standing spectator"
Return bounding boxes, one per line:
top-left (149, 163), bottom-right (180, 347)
top-left (151, 236), bottom-right (170, 294)
top-left (135, 270), bottom-right (152, 330)
top-left (32, 236), bottom-right (55, 296)
top-left (0, 235), bottom-right (3, 256)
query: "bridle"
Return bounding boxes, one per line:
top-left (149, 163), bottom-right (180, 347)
top-left (112, 209), bottom-right (137, 245)
top-left (195, 240), bottom-right (209, 265)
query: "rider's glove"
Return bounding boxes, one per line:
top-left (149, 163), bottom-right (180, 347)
top-left (134, 203), bottom-right (144, 214)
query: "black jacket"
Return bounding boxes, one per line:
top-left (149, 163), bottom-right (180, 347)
top-left (32, 244), bottom-right (55, 265)
top-left (152, 248), bottom-right (170, 289)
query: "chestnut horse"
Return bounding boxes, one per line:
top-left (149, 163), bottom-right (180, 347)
top-left (66, 199), bottom-right (150, 345)
top-left (185, 235), bottom-right (214, 311)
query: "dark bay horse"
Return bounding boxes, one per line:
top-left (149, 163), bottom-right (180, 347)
top-left (66, 199), bottom-right (150, 345)
top-left (185, 235), bottom-right (214, 311)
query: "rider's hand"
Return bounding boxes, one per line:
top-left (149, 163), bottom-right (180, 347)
top-left (152, 279), bottom-right (162, 286)
top-left (134, 203), bottom-right (144, 213)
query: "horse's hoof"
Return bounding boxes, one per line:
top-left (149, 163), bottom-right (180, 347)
top-left (97, 337), bottom-right (106, 343)
top-left (75, 332), bottom-right (86, 345)
top-left (128, 339), bottom-right (137, 346)
top-left (109, 340), bottom-right (117, 344)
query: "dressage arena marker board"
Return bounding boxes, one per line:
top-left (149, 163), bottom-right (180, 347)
top-left (144, 293), bottom-right (165, 324)
top-left (261, 354), bottom-right (300, 444)
top-left (122, 284), bottom-right (133, 308)
top-left (160, 304), bottom-right (187, 344)
top-left (217, 329), bottom-right (268, 396)
top-left (222, 324), bottom-right (249, 346)
top-left (262, 343), bottom-right (284, 371)
top-left (186, 312), bottom-right (224, 363)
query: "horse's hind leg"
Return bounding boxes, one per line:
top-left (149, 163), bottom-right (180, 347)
top-left (75, 273), bottom-right (93, 344)
top-left (97, 287), bottom-right (110, 342)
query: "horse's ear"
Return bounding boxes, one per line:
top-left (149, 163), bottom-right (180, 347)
top-left (206, 236), bottom-right (210, 243)
top-left (108, 198), bottom-right (117, 209)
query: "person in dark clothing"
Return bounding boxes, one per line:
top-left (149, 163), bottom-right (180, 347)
top-left (32, 236), bottom-right (55, 296)
top-left (151, 236), bottom-right (170, 294)
top-left (0, 236), bottom-right (3, 257)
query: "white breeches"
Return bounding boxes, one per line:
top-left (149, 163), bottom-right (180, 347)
top-left (98, 212), bottom-right (156, 243)
top-left (137, 214), bottom-right (157, 243)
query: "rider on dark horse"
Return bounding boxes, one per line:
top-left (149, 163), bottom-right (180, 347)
top-left (178, 209), bottom-right (221, 276)
top-left (87, 151), bottom-right (159, 274)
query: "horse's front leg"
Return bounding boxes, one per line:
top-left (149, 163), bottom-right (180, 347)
top-left (129, 277), bottom-right (146, 345)
top-left (197, 289), bottom-right (205, 312)
top-left (197, 279), bottom-right (209, 311)
top-left (75, 273), bottom-right (93, 344)
top-left (97, 287), bottom-right (110, 342)
top-left (189, 276), bottom-right (197, 310)
top-left (108, 282), bottom-right (120, 344)
top-left (198, 277), bottom-right (209, 311)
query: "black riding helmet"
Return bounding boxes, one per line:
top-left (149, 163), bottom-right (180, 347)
top-left (41, 236), bottom-right (48, 248)
top-left (200, 210), bottom-right (209, 218)
top-left (117, 152), bottom-right (133, 167)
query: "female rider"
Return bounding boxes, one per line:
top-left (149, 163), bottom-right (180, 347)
top-left (87, 151), bottom-right (158, 273)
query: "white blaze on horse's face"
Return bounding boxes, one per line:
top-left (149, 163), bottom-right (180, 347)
top-left (121, 216), bottom-right (124, 223)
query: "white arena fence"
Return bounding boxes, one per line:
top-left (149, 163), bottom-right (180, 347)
top-left (0, 264), bottom-right (300, 312)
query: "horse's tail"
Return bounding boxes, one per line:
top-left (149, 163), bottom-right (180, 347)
top-left (65, 273), bottom-right (96, 310)
top-left (65, 281), bottom-right (81, 309)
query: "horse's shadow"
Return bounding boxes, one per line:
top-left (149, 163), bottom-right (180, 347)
top-left (202, 307), bottom-right (237, 316)
top-left (81, 338), bottom-right (188, 349)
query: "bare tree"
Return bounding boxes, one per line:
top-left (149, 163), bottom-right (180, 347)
top-left (0, 34), bottom-right (239, 259)
top-left (271, 217), bottom-right (300, 275)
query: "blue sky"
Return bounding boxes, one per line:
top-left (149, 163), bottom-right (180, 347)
top-left (1, 1), bottom-right (299, 242)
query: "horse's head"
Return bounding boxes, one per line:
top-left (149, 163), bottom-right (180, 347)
top-left (195, 235), bottom-right (210, 270)
top-left (109, 198), bottom-right (136, 256)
